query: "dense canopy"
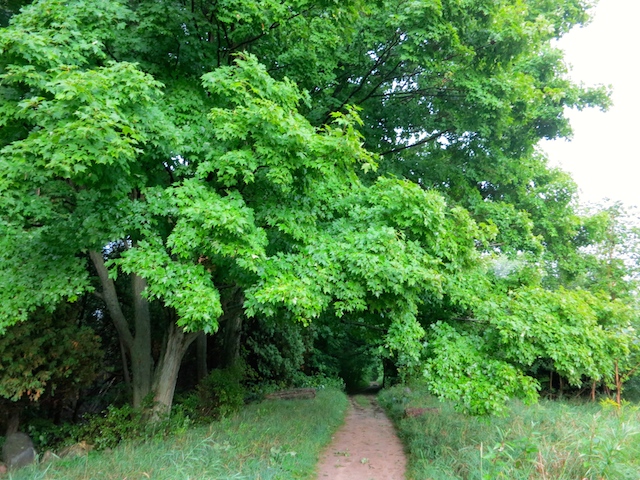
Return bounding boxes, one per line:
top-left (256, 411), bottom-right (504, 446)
top-left (0, 0), bottom-right (637, 415)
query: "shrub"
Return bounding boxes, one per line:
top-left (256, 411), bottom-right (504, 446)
top-left (63, 401), bottom-right (193, 451)
top-left (290, 372), bottom-right (346, 391)
top-left (195, 366), bottom-right (245, 419)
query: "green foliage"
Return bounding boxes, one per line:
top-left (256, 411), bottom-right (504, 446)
top-left (24, 417), bottom-right (72, 452)
top-left (289, 373), bottom-right (346, 392)
top-left (193, 367), bottom-right (246, 420)
top-left (0, 0), bottom-right (633, 419)
top-left (0, 303), bottom-right (102, 402)
top-left (485, 287), bottom-right (632, 385)
top-left (68, 402), bottom-right (193, 451)
top-left (74, 403), bottom-right (144, 450)
top-left (243, 315), bottom-right (314, 385)
top-left (422, 322), bottom-right (539, 415)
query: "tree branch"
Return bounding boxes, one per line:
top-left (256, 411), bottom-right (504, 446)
top-left (91, 290), bottom-right (104, 301)
top-left (380, 130), bottom-right (450, 156)
top-left (89, 250), bottom-right (135, 350)
top-left (228, 7), bottom-right (313, 55)
top-left (321, 35), bottom-right (403, 125)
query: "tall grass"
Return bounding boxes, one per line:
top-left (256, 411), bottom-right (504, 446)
top-left (379, 385), bottom-right (640, 480)
top-left (8, 388), bottom-right (348, 480)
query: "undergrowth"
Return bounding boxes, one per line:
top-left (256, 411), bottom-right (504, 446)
top-left (379, 384), bottom-right (640, 480)
top-left (8, 387), bottom-right (348, 480)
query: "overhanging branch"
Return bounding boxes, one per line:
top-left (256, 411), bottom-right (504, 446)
top-left (380, 130), bottom-right (450, 156)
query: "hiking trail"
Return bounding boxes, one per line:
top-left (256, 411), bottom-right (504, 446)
top-left (316, 394), bottom-right (407, 480)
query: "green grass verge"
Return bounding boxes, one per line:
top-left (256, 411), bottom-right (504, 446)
top-left (379, 384), bottom-right (640, 480)
top-left (9, 388), bottom-right (348, 480)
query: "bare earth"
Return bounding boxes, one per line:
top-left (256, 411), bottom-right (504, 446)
top-left (316, 395), bottom-right (407, 480)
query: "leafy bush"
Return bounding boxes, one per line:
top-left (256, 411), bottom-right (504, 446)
top-left (0, 304), bottom-right (103, 435)
top-left (74, 403), bottom-right (142, 450)
top-left (194, 366), bottom-right (246, 419)
top-left (57, 402), bottom-right (194, 451)
top-left (290, 372), bottom-right (346, 391)
top-left (242, 316), bottom-right (314, 384)
top-left (26, 417), bottom-right (75, 452)
top-left (622, 374), bottom-right (640, 402)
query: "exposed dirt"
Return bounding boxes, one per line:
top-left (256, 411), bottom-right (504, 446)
top-left (316, 394), bottom-right (407, 480)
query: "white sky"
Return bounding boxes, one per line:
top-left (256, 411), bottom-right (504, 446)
top-left (540, 0), bottom-right (640, 208)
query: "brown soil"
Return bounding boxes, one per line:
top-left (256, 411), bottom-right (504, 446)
top-left (316, 395), bottom-right (407, 480)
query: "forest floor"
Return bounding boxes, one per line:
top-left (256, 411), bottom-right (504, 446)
top-left (316, 391), bottom-right (407, 480)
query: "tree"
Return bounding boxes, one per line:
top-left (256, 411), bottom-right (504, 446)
top-left (1, 0), bottom-right (632, 417)
top-left (0, 0), bottom-right (477, 413)
top-left (0, 303), bottom-right (102, 434)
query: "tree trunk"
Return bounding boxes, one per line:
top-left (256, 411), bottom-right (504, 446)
top-left (91, 250), bottom-right (154, 408)
top-left (382, 357), bottom-right (398, 388)
top-left (5, 408), bottom-right (20, 436)
top-left (217, 289), bottom-right (245, 368)
top-left (152, 322), bottom-right (199, 415)
top-left (221, 312), bottom-right (243, 368)
top-left (197, 332), bottom-right (208, 382)
top-left (119, 338), bottom-right (131, 388)
top-left (130, 274), bottom-right (152, 408)
top-left (90, 250), bottom-right (203, 417)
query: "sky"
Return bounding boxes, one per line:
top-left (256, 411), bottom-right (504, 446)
top-left (540, 0), bottom-right (640, 208)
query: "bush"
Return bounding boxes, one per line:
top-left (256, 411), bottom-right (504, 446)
top-left (61, 402), bottom-right (193, 451)
top-left (75, 403), bottom-right (143, 450)
top-left (26, 417), bottom-right (75, 452)
top-left (242, 316), bottom-right (314, 384)
top-left (194, 366), bottom-right (246, 419)
top-left (622, 375), bottom-right (640, 403)
top-left (290, 372), bottom-right (346, 391)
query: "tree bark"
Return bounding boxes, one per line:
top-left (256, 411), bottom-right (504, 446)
top-left (119, 338), bottom-right (131, 388)
top-left (90, 250), bottom-right (206, 416)
top-left (219, 289), bottom-right (245, 368)
top-left (197, 332), bottom-right (208, 382)
top-left (221, 312), bottom-right (243, 368)
top-left (130, 274), bottom-right (152, 408)
top-left (90, 250), bottom-right (152, 408)
top-left (265, 388), bottom-right (316, 400)
top-left (5, 408), bottom-right (20, 436)
top-left (89, 251), bottom-right (134, 350)
top-left (152, 322), bottom-right (199, 415)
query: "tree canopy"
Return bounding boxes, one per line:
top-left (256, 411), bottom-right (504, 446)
top-left (1, 0), bottom-right (637, 415)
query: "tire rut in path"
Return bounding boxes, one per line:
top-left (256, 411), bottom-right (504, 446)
top-left (316, 395), bottom-right (407, 480)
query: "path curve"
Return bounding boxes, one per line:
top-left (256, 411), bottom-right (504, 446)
top-left (316, 395), bottom-right (407, 480)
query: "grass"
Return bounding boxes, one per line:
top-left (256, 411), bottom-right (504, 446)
top-left (8, 387), bottom-right (348, 480)
top-left (353, 394), bottom-right (371, 408)
top-left (378, 384), bottom-right (640, 480)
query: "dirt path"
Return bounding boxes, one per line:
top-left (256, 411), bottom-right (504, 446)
top-left (316, 395), bottom-right (407, 480)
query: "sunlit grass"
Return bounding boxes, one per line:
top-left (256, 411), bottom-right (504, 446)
top-left (9, 388), bottom-right (348, 480)
top-left (379, 385), bottom-right (640, 480)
